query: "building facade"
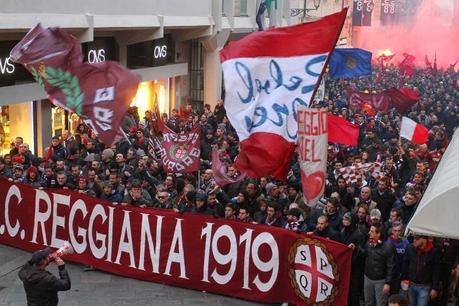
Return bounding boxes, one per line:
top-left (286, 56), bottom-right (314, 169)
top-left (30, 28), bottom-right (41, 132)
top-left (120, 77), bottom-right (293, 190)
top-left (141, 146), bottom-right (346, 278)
top-left (0, 0), bottom-right (349, 155)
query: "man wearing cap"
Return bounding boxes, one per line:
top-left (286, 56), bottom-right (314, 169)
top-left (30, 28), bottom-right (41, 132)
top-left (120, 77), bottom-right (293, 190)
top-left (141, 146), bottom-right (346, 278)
top-left (192, 191), bottom-right (214, 215)
top-left (18, 248), bottom-right (71, 306)
top-left (401, 235), bottom-right (440, 306)
top-left (265, 182), bottom-right (289, 211)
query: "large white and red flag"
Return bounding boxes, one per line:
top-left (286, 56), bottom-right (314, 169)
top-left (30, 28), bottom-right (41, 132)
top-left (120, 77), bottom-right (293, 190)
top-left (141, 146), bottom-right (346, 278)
top-left (220, 10), bottom-right (347, 180)
top-left (400, 116), bottom-right (429, 145)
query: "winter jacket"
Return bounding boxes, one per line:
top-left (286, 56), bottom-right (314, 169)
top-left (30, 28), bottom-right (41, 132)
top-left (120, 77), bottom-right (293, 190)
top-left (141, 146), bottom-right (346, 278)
top-left (122, 190), bottom-right (153, 207)
top-left (18, 262), bottom-right (71, 306)
top-left (362, 241), bottom-right (396, 283)
top-left (371, 189), bottom-right (396, 221)
top-left (386, 236), bottom-right (410, 280)
top-left (401, 242), bottom-right (440, 290)
top-left (314, 226), bottom-right (341, 242)
top-left (340, 225), bottom-right (367, 265)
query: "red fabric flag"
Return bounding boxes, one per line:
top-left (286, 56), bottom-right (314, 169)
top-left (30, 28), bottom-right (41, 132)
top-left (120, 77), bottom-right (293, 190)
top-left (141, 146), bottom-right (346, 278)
top-left (425, 55), bottom-right (432, 69)
top-left (178, 105), bottom-right (186, 119)
top-left (328, 114), bottom-right (359, 146)
top-left (361, 102), bottom-right (376, 116)
top-left (211, 149), bottom-right (246, 187)
top-left (10, 24), bottom-right (140, 146)
top-left (347, 88), bottom-right (390, 112)
top-left (385, 87), bottom-right (419, 113)
top-left (399, 53), bottom-right (416, 77)
top-left (220, 10), bottom-right (347, 180)
top-left (159, 125), bottom-right (201, 173)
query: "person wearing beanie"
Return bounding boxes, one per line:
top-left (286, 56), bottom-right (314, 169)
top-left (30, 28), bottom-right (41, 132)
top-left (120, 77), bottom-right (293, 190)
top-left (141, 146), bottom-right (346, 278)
top-left (18, 247), bottom-right (71, 306)
top-left (285, 208), bottom-right (307, 232)
top-left (193, 191), bottom-right (213, 216)
top-left (341, 212), bottom-right (367, 306)
top-left (23, 165), bottom-right (42, 188)
top-left (264, 182), bottom-right (276, 196)
top-left (101, 148), bottom-right (114, 168)
top-left (265, 182), bottom-right (289, 211)
top-left (75, 176), bottom-right (96, 197)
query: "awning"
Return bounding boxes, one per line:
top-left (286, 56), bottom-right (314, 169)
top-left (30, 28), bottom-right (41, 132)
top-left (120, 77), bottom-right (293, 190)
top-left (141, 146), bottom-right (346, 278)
top-left (406, 128), bottom-right (459, 239)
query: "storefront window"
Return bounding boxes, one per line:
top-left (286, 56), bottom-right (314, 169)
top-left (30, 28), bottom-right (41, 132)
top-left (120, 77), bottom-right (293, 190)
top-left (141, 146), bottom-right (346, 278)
top-left (0, 102), bottom-right (35, 155)
top-left (51, 107), bottom-right (66, 137)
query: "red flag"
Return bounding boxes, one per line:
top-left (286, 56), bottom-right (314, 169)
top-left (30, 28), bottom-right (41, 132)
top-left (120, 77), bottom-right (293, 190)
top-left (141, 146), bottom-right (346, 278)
top-left (220, 10), bottom-right (347, 180)
top-left (385, 87), bottom-right (419, 113)
top-left (211, 149), bottom-right (246, 187)
top-left (178, 104), bottom-right (186, 119)
top-left (347, 88), bottom-right (390, 112)
top-left (425, 55), bottom-right (432, 69)
top-left (361, 102), bottom-right (376, 116)
top-left (159, 125), bottom-right (201, 173)
top-left (399, 53), bottom-right (416, 77)
top-left (10, 24), bottom-right (140, 146)
top-left (328, 114), bottom-right (359, 146)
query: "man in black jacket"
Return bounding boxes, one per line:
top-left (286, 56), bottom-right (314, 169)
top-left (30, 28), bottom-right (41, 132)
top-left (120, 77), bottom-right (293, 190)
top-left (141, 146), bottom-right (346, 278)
top-left (310, 215), bottom-right (340, 242)
top-left (342, 212), bottom-right (367, 306)
top-left (18, 247), bottom-right (71, 306)
top-left (362, 224), bottom-right (395, 306)
top-left (401, 235), bottom-right (440, 306)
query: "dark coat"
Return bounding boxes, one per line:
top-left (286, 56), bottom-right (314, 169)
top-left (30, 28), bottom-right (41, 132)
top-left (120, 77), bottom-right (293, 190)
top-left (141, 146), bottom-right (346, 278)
top-left (18, 262), bottom-right (71, 306)
top-left (361, 241), bottom-right (396, 283)
top-left (402, 242), bottom-right (440, 290)
top-left (314, 226), bottom-right (341, 242)
top-left (371, 189), bottom-right (397, 221)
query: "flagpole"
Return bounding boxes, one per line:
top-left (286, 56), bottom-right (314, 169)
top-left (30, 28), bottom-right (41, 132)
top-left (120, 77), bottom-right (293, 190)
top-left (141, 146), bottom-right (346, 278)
top-left (119, 127), bottom-right (133, 146)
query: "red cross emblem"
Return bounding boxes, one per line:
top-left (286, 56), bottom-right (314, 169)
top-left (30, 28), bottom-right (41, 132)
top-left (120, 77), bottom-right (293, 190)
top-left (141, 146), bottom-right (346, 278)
top-left (288, 238), bottom-right (340, 305)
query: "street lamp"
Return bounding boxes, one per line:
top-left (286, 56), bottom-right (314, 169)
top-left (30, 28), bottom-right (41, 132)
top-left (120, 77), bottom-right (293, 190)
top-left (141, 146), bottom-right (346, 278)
top-left (290, 0), bottom-right (322, 20)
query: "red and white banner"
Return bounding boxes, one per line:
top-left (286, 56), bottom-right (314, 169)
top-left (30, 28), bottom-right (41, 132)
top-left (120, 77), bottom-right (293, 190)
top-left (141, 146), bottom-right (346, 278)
top-left (337, 162), bottom-right (383, 185)
top-left (297, 107), bottom-right (328, 207)
top-left (347, 88), bottom-right (390, 112)
top-left (158, 126), bottom-right (201, 173)
top-left (400, 116), bottom-right (429, 144)
top-left (220, 10), bottom-right (347, 180)
top-left (0, 178), bottom-right (351, 305)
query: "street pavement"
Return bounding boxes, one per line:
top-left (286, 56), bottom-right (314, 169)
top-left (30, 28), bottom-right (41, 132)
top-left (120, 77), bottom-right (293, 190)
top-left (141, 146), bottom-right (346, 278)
top-left (0, 244), bottom-right (274, 306)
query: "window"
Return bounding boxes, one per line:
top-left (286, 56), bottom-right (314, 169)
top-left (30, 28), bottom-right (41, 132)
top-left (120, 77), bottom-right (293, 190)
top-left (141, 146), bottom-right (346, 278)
top-left (189, 40), bottom-right (204, 111)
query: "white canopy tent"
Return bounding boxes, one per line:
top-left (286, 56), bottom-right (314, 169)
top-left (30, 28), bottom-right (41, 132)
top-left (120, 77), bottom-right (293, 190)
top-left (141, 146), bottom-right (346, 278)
top-left (406, 128), bottom-right (459, 239)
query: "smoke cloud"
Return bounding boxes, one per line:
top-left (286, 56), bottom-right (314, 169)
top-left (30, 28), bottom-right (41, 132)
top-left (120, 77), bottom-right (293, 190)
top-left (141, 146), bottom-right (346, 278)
top-left (354, 0), bottom-right (458, 68)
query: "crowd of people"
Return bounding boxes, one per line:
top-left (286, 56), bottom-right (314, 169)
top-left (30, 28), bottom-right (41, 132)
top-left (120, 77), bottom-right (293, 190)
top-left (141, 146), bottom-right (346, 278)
top-left (2, 63), bottom-right (459, 306)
